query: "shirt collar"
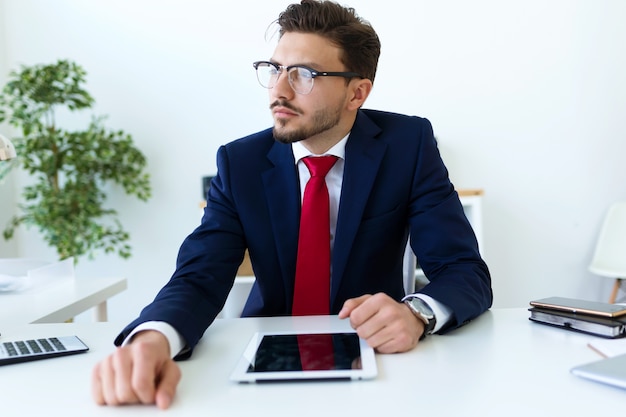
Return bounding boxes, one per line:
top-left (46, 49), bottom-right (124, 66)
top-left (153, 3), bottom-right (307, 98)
top-left (291, 133), bottom-right (349, 164)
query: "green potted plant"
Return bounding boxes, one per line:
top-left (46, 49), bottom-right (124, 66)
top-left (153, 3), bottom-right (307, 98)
top-left (0, 59), bottom-right (151, 262)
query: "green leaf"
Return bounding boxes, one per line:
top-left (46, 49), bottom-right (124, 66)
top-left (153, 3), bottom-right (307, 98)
top-left (0, 59), bottom-right (151, 262)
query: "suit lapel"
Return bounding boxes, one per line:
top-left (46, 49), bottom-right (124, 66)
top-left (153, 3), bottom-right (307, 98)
top-left (331, 112), bottom-right (387, 304)
top-left (262, 141), bottom-right (300, 297)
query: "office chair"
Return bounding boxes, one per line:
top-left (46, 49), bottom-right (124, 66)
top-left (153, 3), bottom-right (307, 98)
top-left (403, 243), bottom-right (417, 294)
top-left (589, 202), bottom-right (626, 303)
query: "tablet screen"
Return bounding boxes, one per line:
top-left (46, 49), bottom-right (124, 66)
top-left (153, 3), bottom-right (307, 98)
top-left (230, 331), bottom-right (377, 382)
top-left (248, 333), bottom-right (361, 372)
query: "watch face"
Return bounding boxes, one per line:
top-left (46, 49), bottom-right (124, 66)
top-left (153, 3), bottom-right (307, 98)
top-left (409, 298), bottom-right (434, 319)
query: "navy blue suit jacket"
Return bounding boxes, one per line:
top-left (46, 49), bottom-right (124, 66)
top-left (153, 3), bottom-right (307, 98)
top-left (117, 109), bottom-right (492, 354)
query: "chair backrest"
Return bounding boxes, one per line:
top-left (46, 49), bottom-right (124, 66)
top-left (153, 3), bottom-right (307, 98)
top-left (589, 202), bottom-right (626, 278)
top-left (218, 276), bottom-right (255, 319)
top-left (403, 243), bottom-right (417, 294)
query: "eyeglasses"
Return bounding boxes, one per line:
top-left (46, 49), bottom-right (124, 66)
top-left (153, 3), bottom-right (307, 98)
top-left (253, 61), bottom-right (362, 95)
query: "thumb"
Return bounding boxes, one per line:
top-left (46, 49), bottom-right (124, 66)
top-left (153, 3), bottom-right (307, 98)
top-left (154, 360), bottom-right (182, 410)
top-left (338, 294), bottom-right (371, 319)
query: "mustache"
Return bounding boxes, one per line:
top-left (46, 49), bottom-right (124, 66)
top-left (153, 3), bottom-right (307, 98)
top-left (270, 100), bottom-right (302, 114)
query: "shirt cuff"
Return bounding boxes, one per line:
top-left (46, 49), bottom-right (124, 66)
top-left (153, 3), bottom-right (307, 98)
top-left (402, 293), bottom-right (453, 334)
top-left (122, 321), bottom-right (186, 359)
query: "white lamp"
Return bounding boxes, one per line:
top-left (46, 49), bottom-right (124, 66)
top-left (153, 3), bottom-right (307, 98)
top-left (0, 133), bottom-right (17, 161)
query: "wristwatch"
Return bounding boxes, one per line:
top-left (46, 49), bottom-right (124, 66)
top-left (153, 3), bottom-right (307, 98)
top-left (403, 296), bottom-right (436, 338)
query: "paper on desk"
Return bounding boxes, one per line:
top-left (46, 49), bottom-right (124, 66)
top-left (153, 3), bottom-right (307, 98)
top-left (0, 258), bottom-right (50, 276)
top-left (588, 309), bottom-right (626, 358)
top-left (0, 273), bottom-right (29, 292)
top-left (588, 338), bottom-right (626, 358)
top-left (0, 258), bottom-right (74, 293)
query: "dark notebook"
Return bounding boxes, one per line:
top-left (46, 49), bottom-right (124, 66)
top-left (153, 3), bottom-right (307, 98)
top-left (529, 307), bottom-right (626, 339)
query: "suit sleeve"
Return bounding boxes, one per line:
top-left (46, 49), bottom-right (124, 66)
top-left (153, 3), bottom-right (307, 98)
top-left (115, 145), bottom-right (246, 357)
top-left (407, 119), bottom-right (492, 331)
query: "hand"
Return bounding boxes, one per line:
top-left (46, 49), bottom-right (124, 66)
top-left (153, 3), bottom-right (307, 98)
top-left (338, 292), bottom-right (424, 353)
top-left (91, 330), bottom-right (181, 409)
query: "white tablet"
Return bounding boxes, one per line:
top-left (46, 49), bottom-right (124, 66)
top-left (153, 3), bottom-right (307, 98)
top-left (230, 331), bottom-right (377, 383)
top-left (571, 353), bottom-right (626, 390)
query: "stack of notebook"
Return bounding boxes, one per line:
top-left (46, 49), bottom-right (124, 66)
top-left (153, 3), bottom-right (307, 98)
top-left (528, 296), bottom-right (626, 339)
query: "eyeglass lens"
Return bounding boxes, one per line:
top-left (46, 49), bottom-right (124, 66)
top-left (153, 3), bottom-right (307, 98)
top-left (255, 63), bottom-right (314, 95)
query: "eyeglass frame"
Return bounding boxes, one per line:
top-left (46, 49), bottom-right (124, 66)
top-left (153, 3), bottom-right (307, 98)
top-left (252, 60), bottom-right (363, 95)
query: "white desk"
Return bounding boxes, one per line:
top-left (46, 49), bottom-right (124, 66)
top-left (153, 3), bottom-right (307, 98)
top-left (0, 308), bottom-right (623, 416)
top-left (0, 277), bottom-right (127, 324)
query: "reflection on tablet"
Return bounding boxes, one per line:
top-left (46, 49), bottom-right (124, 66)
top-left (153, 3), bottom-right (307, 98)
top-left (247, 333), bottom-right (361, 373)
top-left (230, 331), bottom-right (377, 382)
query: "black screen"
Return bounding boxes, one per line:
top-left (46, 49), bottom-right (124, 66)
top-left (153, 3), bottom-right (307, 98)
top-left (246, 333), bottom-right (362, 373)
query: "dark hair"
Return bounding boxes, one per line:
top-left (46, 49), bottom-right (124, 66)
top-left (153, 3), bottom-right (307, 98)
top-left (277, 0), bottom-right (381, 83)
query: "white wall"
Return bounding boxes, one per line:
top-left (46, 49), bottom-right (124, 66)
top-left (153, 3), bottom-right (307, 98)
top-left (1, 0), bottom-right (625, 323)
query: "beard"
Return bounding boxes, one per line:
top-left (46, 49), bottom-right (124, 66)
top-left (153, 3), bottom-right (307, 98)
top-left (271, 100), bottom-right (343, 144)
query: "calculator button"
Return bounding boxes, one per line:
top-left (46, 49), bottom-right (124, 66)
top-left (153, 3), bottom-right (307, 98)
top-left (27, 340), bottom-right (42, 353)
top-left (50, 338), bottom-right (66, 351)
top-left (3, 342), bottom-right (18, 356)
top-left (15, 341), bottom-right (30, 355)
top-left (38, 339), bottom-right (54, 352)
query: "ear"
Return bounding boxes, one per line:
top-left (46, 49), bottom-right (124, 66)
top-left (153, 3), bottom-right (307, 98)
top-left (346, 78), bottom-right (373, 111)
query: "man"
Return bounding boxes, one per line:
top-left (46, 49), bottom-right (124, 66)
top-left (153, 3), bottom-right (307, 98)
top-left (92, 0), bottom-right (492, 409)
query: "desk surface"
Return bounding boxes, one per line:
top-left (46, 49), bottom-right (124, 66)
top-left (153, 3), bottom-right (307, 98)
top-left (0, 276), bottom-right (127, 324)
top-left (0, 308), bottom-right (623, 416)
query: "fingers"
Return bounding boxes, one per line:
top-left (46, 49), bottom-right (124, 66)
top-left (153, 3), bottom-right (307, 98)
top-left (93, 348), bottom-right (138, 406)
top-left (91, 333), bottom-right (179, 408)
top-left (338, 294), bottom-right (371, 319)
top-left (155, 360), bottom-right (182, 410)
top-left (128, 343), bottom-right (160, 404)
top-left (92, 347), bottom-right (147, 406)
top-left (366, 314), bottom-right (421, 354)
top-left (342, 293), bottom-right (385, 330)
top-left (341, 293), bottom-right (423, 353)
top-left (91, 361), bottom-right (106, 405)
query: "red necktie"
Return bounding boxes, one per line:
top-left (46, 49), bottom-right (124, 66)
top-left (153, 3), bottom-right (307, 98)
top-left (292, 155), bottom-right (338, 316)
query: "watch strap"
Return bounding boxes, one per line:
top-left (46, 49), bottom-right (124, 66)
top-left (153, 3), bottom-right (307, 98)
top-left (403, 296), bottom-right (436, 338)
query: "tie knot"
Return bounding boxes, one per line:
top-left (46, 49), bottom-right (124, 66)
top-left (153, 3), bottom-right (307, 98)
top-left (303, 155), bottom-right (338, 178)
